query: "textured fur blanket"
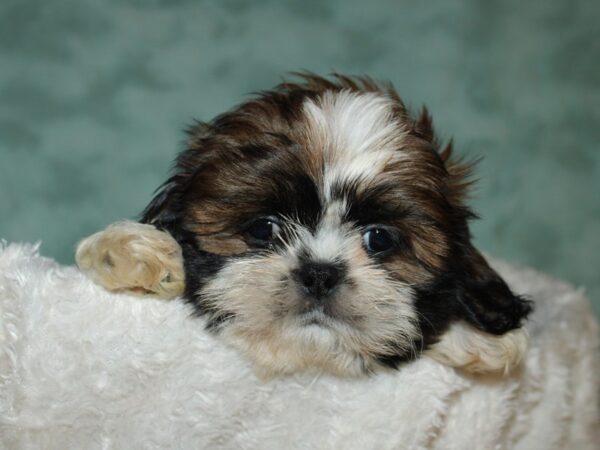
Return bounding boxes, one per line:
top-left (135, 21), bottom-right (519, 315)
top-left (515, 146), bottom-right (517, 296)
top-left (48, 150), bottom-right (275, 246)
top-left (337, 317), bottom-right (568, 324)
top-left (0, 242), bottom-right (598, 449)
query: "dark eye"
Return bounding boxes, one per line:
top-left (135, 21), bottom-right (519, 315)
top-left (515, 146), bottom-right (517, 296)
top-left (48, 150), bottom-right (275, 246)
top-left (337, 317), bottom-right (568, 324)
top-left (245, 218), bottom-right (282, 242)
top-left (362, 227), bottom-right (395, 254)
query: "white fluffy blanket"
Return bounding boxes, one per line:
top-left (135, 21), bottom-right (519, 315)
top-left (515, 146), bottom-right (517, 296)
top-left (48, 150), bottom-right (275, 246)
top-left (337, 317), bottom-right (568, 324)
top-left (0, 243), bottom-right (598, 450)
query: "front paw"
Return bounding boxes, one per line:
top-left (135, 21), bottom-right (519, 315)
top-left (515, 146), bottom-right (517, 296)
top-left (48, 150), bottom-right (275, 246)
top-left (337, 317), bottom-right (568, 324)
top-left (75, 221), bottom-right (185, 299)
top-left (426, 321), bottom-right (528, 375)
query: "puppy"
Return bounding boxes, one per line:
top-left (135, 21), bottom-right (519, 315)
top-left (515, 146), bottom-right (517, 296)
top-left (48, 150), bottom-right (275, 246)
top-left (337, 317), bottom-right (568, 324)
top-left (76, 74), bottom-right (532, 378)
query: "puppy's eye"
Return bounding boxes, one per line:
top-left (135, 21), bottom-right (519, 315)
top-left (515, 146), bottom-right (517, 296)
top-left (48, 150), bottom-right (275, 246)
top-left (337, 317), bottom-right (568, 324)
top-left (245, 218), bottom-right (282, 242)
top-left (362, 228), bottom-right (395, 254)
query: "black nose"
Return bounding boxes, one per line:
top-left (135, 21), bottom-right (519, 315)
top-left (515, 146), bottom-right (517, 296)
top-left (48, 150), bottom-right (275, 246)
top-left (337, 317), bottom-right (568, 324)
top-left (295, 262), bottom-right (343, 299)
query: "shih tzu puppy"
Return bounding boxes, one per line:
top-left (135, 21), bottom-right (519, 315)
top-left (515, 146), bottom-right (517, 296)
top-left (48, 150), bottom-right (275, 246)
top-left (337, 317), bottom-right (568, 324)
top-left (76, 74), bottom-right (532, 378)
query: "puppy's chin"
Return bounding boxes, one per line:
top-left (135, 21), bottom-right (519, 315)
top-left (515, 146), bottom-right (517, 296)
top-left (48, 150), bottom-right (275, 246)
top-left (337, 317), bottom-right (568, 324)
top-left (224, 314), bottom-right (365, 379)
top-left (197, 249), bottom-right (422, 378)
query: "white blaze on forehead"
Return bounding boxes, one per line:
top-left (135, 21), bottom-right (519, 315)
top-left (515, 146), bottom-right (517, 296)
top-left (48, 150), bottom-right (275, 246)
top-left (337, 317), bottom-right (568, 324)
top-left (303, 90), bottom-right (401, 158)
top-left (302, 90), bottom-right (409, 200)
top-left (300, 90), bottom-right (410, 263)
top-left (304, 226), bottom-right (349, 262)
top-left (295, 200), bottom-right (350, 262)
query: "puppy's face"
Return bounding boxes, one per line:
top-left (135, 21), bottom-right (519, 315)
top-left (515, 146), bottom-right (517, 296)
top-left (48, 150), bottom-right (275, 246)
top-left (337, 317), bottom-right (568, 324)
top-left (143, 75), bottom-right (530, 376)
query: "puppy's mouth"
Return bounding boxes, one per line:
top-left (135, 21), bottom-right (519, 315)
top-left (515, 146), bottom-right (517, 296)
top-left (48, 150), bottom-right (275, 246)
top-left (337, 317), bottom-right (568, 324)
top-left (297, 307), bottom-right (337, 328)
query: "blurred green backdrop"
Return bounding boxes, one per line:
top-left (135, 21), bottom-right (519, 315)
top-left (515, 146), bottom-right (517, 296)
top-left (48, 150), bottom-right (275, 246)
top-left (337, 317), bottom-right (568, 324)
top-left (1, 0), bottom-right (598, 316)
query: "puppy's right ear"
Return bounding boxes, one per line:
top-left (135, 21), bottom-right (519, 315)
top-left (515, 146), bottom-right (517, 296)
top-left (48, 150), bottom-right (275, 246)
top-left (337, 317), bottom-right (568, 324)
top-left (141, 178), bottom-right (183, 227)
top-left (141, 122), bottom-right (212, 227)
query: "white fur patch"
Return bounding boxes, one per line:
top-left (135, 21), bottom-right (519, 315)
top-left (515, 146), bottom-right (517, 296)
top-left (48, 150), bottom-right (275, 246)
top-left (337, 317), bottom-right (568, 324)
top-left (302, 90), bottom-right (409, 201)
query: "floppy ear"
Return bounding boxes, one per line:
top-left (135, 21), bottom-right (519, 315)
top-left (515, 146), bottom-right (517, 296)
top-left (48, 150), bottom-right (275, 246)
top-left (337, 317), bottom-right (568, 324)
top-left (414, 109), bottom-right (533, 334)
top-left (442, 144), bottom-right (532, 334)
top-left (141, 122), bottom-right (211, 229)
top-left (141, 177), bottom-right (184, 227)
top-left (454, 245), bottom-right (532, 335)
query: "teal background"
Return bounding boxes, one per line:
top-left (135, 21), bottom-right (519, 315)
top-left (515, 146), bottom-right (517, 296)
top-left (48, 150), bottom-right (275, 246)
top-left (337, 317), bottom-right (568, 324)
top-left (1, 0), bottom-right (598, 316)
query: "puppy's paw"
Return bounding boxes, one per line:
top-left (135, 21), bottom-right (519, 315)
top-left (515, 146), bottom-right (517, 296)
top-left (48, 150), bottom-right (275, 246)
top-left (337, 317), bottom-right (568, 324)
top-left (75, 221), bottom-right (185, 299)
top-left (426, 321), bottom-right (528, 375)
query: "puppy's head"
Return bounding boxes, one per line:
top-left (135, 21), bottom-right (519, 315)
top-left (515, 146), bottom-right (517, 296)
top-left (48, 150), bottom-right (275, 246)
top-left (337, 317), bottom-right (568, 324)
top-left (143, 74), bottom-right (531, 376)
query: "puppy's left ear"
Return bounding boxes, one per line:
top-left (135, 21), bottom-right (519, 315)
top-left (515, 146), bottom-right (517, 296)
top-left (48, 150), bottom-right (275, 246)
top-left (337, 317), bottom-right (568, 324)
top-left (454, 245), bottom-right (532, 335)
top-left (415, 108), bottom-right (532, 334)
